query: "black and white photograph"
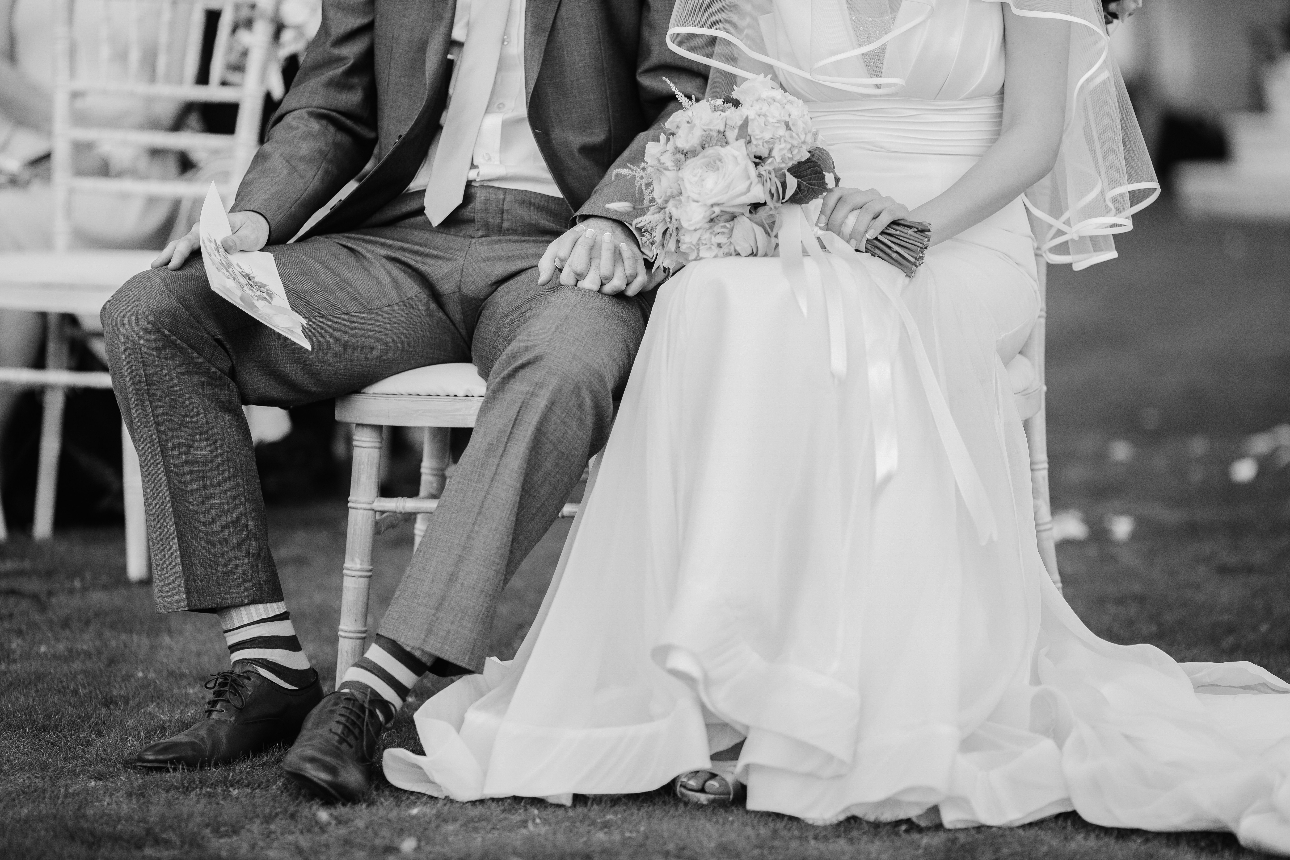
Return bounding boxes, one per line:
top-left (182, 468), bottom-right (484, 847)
top-left (3, 0), bottom-right (1290, 857)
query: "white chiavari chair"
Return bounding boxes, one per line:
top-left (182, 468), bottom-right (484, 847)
top-left (0, 0), bottom-right (278, 581)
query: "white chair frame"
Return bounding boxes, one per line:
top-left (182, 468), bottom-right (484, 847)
top-left (330, 251), bottom-right (1062, 683)
top-left (1024, 256), bottom-right (1061, 590)
top-left (0, 0), bottom-right (277, 581)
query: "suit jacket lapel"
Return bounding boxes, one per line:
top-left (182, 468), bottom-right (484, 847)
top-left (524, 0), bottom-right (562, 102)
top-left (425, 0), bottom-right (458, 94)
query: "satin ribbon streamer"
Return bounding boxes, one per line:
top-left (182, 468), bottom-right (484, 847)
top-left (777, 204), bottom-right (998, 544)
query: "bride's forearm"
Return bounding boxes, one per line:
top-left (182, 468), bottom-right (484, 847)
top-left (908, 7), bottom-right (1071, 247)
top-left (908, 125), bottom-right (1060, 247)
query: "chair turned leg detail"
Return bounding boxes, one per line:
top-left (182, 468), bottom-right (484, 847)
top-left (1025, 408), bottom-right (1062, 593)
top-left (414, 427), bottom-right (450, 551)
top-left (33, 315), bottom-right (69, 540)
top-left (337, 423), bottom-right (383, 687)
top-left (122, 420), bottom-right (150, 583)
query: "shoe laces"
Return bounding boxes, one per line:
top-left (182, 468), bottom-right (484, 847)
top-left (329, 691), bottom-right (385, 751)
top-left (203, 669), bottom-right (255, 717)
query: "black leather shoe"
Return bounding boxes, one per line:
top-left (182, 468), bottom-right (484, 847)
top-left (128, 662), bottom-right (323, 770)
top-left (280, 688), bottom-right (395, 803)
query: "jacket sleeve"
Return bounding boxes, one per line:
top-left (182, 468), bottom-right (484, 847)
top-left (574, 0), bottom-right (708, 227)
top-left (232, 0), bottom-right (379, 244)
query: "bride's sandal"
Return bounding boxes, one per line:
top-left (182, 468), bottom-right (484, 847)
top-left (674, 761), bottom-right (746, 806)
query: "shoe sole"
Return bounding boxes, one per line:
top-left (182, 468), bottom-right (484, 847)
top-left (675, 776), bottom-right (746, 807)
top-left (126, 760), bottom-right (197, 772)
top-left (124, 740), bottom-right (295, 773)
top-left (281, 763), bottom-right (357, 804)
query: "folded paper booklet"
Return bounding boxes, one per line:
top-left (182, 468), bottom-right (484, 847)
top-left (199, 182), bottom-right (311, 350)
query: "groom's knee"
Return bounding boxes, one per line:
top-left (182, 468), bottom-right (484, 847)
top-left (507, 338), bottom-right (618, 424)
top-left (102, 261), bottom-right (215, 358)
top-left (491, 292), bottom-right (643, 430)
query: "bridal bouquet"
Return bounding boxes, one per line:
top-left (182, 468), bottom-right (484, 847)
top-left (619, 77), bottom-right (930, 275)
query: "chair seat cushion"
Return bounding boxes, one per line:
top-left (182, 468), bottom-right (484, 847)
top-left (361, 363), bottom-right (487, 397)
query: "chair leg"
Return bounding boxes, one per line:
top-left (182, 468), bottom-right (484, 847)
top-left (337, 423), bottom-right (383, 687)
top-left (414, 427), bottom-right (450, 552)
top-left (1025, 407), bottom-right (1061, 592)
top-left (33, 315), bottom-right (69, 540)
top-left (1024, 255), bottom-right (1061, 592)
top-left (122, 420), bottom-right (150, 583)
top-left (0, 461), bottom-right (8, 541)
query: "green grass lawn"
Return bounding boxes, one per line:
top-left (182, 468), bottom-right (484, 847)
top-left (2, 202), bottom-right (1289, 859)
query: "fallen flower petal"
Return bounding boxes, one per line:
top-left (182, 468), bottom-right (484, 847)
top-left (1229, 457), bottom-right (1258, 484)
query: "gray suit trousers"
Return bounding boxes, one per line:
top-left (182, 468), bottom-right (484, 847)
top-left (102, 187), bottom-right (648, 673)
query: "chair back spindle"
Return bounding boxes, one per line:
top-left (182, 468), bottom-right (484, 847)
top-left (50, 0), bottom-right (279, 241)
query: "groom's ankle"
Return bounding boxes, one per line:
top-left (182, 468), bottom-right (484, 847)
top-left (340, 635), bottom-right (430, 712)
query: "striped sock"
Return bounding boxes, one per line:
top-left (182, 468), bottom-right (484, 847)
top-left (217, 602), bottom-right (316, 690)
top-left (340, 635), bottom-right (429, 711)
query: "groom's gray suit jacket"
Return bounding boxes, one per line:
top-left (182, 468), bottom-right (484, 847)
top-left (234, 0), bottom-right (697, 243)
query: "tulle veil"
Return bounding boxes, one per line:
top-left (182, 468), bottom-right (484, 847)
top-left (665, 0), bottom-right (1160, 269)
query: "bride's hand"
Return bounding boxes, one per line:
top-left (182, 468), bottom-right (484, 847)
top-left (817, 187), bottom-right (911, 250)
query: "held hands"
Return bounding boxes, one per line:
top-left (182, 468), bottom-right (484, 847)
top-left (151, 210), bottom-right (270, 270)
top-left (816, 187), bottom-right (912, 250)
top-left (537, 217), bottom-right (659, 296)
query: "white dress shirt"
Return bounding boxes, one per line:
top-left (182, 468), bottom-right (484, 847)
top-left (407, 0), bottom-right (562, 202)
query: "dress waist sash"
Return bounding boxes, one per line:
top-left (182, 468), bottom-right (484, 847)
top-left (808, 95), bottom-right (1004, 157)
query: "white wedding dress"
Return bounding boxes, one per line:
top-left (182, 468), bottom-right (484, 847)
top-left (384, 0), bottom-right (1290, 852)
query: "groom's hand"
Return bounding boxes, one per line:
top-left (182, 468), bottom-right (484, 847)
top-left (538, 218), bottom-right (653, 296)
top-left (151, 210), bottom-right (270, 271)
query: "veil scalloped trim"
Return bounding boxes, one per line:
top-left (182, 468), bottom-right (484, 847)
top-left (984, 0), bottom-right (1159, 269)
top-left (664, 0), bottom-right (1160, 269)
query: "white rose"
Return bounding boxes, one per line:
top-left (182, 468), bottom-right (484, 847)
top-left (688, 100), bottom-right (730, 136)
top-left (677, 144), bottom-right (766, 212)
top-left (732, 75), bottom-right (780, 104)
top-left (669, 197), bottom-right (716, 231)
top-left (667, 112), bottom-right (705, 151)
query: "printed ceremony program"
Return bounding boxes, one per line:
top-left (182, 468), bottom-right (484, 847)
top-left (199, 183), bottom-right (311, 350)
